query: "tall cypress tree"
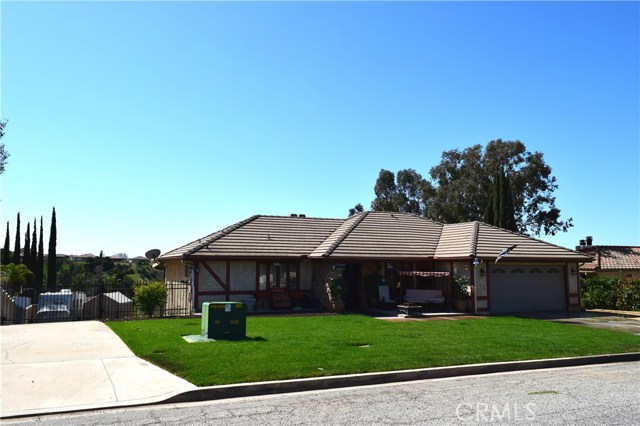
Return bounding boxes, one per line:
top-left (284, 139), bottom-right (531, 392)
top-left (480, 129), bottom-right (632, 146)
top-left (2, 221), bottom-right (10, 265)
top-left (37, 216), bottom-right (44, 290)
top-left (484, 167), bottom-right (517, 233)
top-left (24, 222), bottom-right (31, 271)
top-left (501, 172), bottom-right (517, 232)
top-left (12, 212), bottom-right (20, 265)
top-left (30, 219), bottom-right (38, 273)
top-left (498, 171), bottom-right (507, 229)
top-left (47, 207), bottom-right (57, 289)
top-left (484, 169), bottom-right (500, 226)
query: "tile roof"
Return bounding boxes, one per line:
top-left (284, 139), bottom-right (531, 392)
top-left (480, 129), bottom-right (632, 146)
top-left (311, 212), bottom-right (443, 259)
top-left (309, 212), bottom-right (368, 258)
top-left (159, 212), bottom-right (590, 262)
top-left (473, 222), bottom-right (590, 261)
top-left (434, 222), bottom-right (477, 258)
top-left (579, 246), bottom-right (640, 271)
top-left (160, 215), bottom-right (343, 259)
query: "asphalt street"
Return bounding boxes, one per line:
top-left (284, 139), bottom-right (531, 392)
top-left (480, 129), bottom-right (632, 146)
top-left (5, 362), bottom-right (639, 426)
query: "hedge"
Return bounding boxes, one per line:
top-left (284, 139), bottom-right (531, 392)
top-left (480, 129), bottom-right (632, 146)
top-left (581, 276), bottom-right (640, 311)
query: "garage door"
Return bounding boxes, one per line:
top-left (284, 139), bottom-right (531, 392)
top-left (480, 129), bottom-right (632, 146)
top-left (489, 265), bottom-right (566, 313)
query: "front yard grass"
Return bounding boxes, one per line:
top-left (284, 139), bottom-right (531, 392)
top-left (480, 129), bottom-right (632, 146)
top-left (107, 315), bottom-right (640, 387)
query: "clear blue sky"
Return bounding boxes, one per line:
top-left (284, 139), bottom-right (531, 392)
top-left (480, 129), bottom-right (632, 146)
top-left (1, 1), bottom-right (638, 258)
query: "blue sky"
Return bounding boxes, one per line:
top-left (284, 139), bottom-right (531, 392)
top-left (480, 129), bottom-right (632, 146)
top-left (1, 1), bottom-right (638, 258)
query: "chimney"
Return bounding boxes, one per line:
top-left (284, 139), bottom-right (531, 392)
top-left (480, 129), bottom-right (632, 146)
top-left (290, 214), bottom-right (298, 217)
top-left (298, 214), bottom-right (306, 218)
top-left (586, 236), bottom-right (593, 246)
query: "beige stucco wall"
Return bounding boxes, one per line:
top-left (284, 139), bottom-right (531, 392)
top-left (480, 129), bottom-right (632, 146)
top-left (198, 261), bottom-right (227, 291)
top-left (230, 261), bottom-right (256, 291)
top-left (164, 260), bottom-right (191, 282)
top-left (567, 268), bottom-right (579, 294)
top-left (474, 261), bottom-right (488, 297)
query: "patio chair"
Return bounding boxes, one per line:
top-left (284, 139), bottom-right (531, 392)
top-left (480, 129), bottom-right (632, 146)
top-left (378, 285), bottom-right (396, 303)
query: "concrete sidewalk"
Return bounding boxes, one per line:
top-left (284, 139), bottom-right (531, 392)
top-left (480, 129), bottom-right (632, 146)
top-left (0, 321), bottom-right (197, 418)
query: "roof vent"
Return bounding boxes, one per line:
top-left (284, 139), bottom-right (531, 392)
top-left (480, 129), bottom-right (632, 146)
top-left (290, 214), bottom-right (298, 217)
top-left (299, 214), bottom-right (306, 218)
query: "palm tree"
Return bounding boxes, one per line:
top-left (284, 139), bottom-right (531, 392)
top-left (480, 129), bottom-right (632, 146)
top-left (1, 263), bottom-right (35, 294)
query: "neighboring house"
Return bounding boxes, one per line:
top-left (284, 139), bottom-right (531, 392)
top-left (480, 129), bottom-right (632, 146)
top-left (68, 253), bottom-right (96, 262)
top-left (577, 245), bottom-right (640, 279)
top-left (157, 212), bottom-right (590, 315)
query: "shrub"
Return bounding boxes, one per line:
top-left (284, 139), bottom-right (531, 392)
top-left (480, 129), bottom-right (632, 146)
top-left (618, 279), bottom-right (640, 311)
top-left (452, 275), bottom-right (471, 301)
top-left (326, 276), bottom-right (347, 303)
top-left (581, 276), bottom-right (640, 311)
top-left (581, 277), bottom-right (618, 309)
top-left (134, 281), bottom-right (167, 317)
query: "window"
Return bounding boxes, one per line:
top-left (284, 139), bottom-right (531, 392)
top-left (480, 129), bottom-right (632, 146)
top-left (259, 263), bottom-right (268, 290)
top-left (256, 261), bottom-right (299, 291)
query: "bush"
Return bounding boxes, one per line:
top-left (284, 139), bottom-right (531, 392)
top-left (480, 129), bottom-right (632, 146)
top-left (326, 276), bottom-right (348, 303)
top-left (452, 275), bottom-right (471, 301)
top-left (134, 281), bottom-right (167, 317)
top-left (618, 280), bottom-right (640, 311)
top-left (581, 276), bottom-right (640, 311)
top-left (581, 277), bottom-right (618, 309)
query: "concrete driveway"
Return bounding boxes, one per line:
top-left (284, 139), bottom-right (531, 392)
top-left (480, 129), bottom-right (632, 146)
top-left (0, 321), bottom-right (197, 418)
top-left (514, 310), bottom-right (640, 335)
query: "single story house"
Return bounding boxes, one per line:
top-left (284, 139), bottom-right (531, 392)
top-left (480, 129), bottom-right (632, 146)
top-left (157, 211), bottom-right (591, 314)
top-left (576, 244), bottom-right (640, 279)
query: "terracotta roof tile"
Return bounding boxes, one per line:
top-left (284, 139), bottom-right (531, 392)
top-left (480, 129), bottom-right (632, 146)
top-left (580, 246), bottom-right (640, 271)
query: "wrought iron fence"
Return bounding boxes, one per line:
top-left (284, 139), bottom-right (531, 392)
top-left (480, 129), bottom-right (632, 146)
top-left (0, 281), bottom-right (192, 325)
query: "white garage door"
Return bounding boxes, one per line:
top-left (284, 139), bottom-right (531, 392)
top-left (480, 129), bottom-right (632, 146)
top-left (489, 265), bottom-right (566, 313)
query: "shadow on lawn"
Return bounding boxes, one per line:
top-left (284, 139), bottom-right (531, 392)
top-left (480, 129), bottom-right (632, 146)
top-left (241, 336), bottom-right (267, 342)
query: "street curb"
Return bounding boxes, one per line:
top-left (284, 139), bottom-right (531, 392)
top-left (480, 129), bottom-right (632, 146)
top-left (161, 352), bottom-right (640, 404)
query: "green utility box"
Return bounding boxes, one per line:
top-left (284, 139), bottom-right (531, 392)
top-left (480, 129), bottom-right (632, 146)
top-left (201, 302), bottom-right (246, 340)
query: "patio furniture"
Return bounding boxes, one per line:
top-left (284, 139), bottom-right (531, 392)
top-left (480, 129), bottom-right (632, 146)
top-left (405, 289), bottom-right (445, 311)
top-left (397, 302), bottom-right (423, 317)
top-left (378, 285), bottom-right (396, 303)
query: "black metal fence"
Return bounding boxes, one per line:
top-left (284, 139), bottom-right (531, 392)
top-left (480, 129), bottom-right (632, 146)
top-left (1, 281), bottom-right (192, 325)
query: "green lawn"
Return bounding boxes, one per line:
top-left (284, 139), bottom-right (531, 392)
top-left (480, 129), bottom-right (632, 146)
top-left (107, 315), bottom-right (640, 387)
